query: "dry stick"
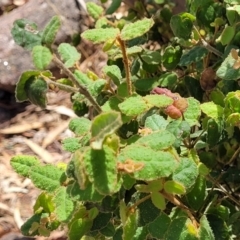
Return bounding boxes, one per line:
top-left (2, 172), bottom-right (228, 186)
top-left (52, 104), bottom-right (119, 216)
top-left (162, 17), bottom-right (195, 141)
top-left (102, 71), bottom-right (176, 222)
top-left (117, 36), bottom-right (133, 95)
top-left (193, 26), bottom-right (223, 58)
top-left (52, 54), bottom-right (102, 113)
top-left (161, 191), bottom-right (199, 228)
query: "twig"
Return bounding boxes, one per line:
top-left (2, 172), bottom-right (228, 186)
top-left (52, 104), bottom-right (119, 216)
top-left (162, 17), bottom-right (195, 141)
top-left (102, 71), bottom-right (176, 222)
top-left (117, 36), bottom-right (133, 95)
top-left (52, 54), bottom-right (102, 113)
top-left (193, 26), bottom-right (223, 58)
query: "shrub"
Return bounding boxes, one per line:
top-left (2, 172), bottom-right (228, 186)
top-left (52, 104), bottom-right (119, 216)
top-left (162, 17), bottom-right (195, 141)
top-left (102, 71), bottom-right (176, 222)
top-left (10, 0), bottom-right (240, 239)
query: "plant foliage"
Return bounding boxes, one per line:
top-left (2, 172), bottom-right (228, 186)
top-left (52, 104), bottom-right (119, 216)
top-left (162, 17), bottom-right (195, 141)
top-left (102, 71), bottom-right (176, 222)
top-left (10, 0), bottom-right (240, 239)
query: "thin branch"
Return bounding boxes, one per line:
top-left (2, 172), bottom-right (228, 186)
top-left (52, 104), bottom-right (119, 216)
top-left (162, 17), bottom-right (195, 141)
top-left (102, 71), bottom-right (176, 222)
top-left (44, 78), bottom-right (78, 93)
top-left (52, 54), bottom-right (102, 113)
top-left (193, 26), bottom-right (223, 58)
top-left (117, 36), bottom-right (133, 95)
top-left (162, 191), bottom-right (199, 227)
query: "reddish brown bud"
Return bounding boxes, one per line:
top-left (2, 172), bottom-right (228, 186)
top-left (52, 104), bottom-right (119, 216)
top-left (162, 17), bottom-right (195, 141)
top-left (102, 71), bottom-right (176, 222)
top-left (164, 105), bottom-right (182, 119)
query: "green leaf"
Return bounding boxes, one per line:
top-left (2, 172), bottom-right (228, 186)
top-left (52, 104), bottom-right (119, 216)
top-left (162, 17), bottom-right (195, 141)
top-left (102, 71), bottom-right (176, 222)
top-left (183, 97), bottom-right (201, 127)
top-left (172, 158), bottom-right (198, 190)
top-left (138, 194), bottom-right (160, 226)
top-left (68, 182), bottom-right (104, 202)
top-left (123, 210), bottom-right (139, 240)
top-left (179, 46), bottom-right (208, 66)
top-left (91, 111), bottom-right (122, 150)
top-left (148, 212), bottom-right (171, 239)
top-left (165, 217), bottom-right (199, 240)
top-left (88, 79), bottom-right (106, 97)
top-left (141, 50), bottom-right (161, 65)
top-left (72, 150), bottom-right (88, 189)
top-left (162, 46), bottom-right (182, 70)
top-left (218, 26), bottom-right (235, 45)
top-left (74, 70), bottom-right (92, 85)
top-left (118, 94), bottom-right (148, 117)
top-left (206, 119), bottom-right (221, 146)
top-left (120, 18), bottom-right (154, 41)
top-left (226, 113), bottom-right (240, 126)
top-left (134, 77), bottom-right (159, 91)
top-left (185, 176), bottom-right (206, 211)
top-left (86, 2), bottom-right (104, 20)
top-left (11, 19), bottom-right (42, 50)
top-left (106, 0), bottom-right (122, 14)
top-left (34, 192), bottom-right (55, 214)
top-left (198, 215), bottom-right (215, 240)
top-left (164, 180), bottom-right (186, 195)
top-left (103, 65), bottom-right (122, 86)
top-left (145, 114), bottom-right (168, 131)
top-left (143, 94), bottom-right (173, 108)
top-left (170, 13), bottom-right (195, 40)
top-left (29, 165), bottom-right (64, 192)
top-left (10, 155), bottom-right (40, 177)
top-left (41, 16), bottom-right (61, 46)
top-left (216, 50), bottom-right (240, 80)
top-left (83, 146), bottom-right (119, 195)
top-left (58, 43), bottom-right (81, 68)
top-left (32, 46), bottom-right (52, 70)
top-left (21, 213), bottom-right (42, 236)
top-left (68, 218), bottom-right (93, 240)
top-left (15, 70), bottom-right (51, 102)
top-left (62, 138), bottom-right (81, 152)
top-left (54, 187), bottom-right (75, 222)
top-left (81, 28), bottom-right (120, 44)
top-left (200, 102), bottom-right (223, 119)
top-left (151, 192), bottom-right (166, 210)
top-left (136, 130), bottom-right (176, 150)
top-left (118, 145), bottom-right (178, 180)
top-left (69, 117), bottom-right (91, 136)
top-left (24, 77), bottom-right (48, 108)
top-left (91, 212), bottom-right (112, 231)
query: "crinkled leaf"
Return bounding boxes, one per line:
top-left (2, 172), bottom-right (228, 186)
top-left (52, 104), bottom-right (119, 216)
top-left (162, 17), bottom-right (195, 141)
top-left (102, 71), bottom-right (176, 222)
top-left (179, 46), bottom-right (208, 66)
top-left (68, 182), bottom-right (104, 202)
top-left (145, 114), bottom-right (169, 131)
top-left (24, 77), bottom-right (48, 108)
top-left (34, 192), bottom-right (55, 214)
top-left (170, 13), bottom-right (195, 40)
top-left (88, 79), bottom-right (106, 97)
top-left (141, 50), bottom-right (161, 65)
top-left (183, 97), bottom-right (201, 127)
top-left (83, 146), bottom-right (119, 195)
top-left (86, 2), bottom-right (104, 20)
top-left (123, 210), bottom-right (139, 239)
top-left (136, 130), bottom-right (175, 150)
top-left (118, 94), bottom-right (148, 117)
top-left (15, 70), bottom-right (51, 102)
top-left (172, 158), bottom-right (198, 190)
top-left (69, 117), bottom-right (91, 136)
top-left (134, 77), bottom-right (159, 91)
top-left (91, 111), bottom-right (122, 150)
top-left (74, 70), bottom-right (92, 85)
top-left (62, 138), bottom-right (81, 153)
top-left (11, 19), bottom-right (42, 50)
top-left (143, 94), bottom-right (173, 108)
top-left (68, 218), bottom-right (93, 240)
top-left (121, 18), bottom-right (154, 41)
top-left (162, 46), bottom-right (182, 70)
top-left (216, 50), bottom-right (240, 80)
top-left (200, 102), bottom-right (224, 119)
top-left (29, 165), bottom-right (64, 192)
top-left (41, 16), bottom-right (61, 46)
top-left (21, 213), bottom-right (42, 236)
top-left (32, 45), bottom-right (52, 70)
top-left (58, 43), bottom-right (81, 68)
top-left (10, 155), bottom-right (40, 177)
top-left (118, 145), bottom-right (178, 180)
top-left (148, 212), bottom-right (171, 239)
top-left (81, 28), bottom-right (120, 44)
top-left (198, 215), bottom-right (215, 240)
top-left (54, 187), bottom-right (75, 222)
top-left (103, 65), bottom-right (122, 86)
